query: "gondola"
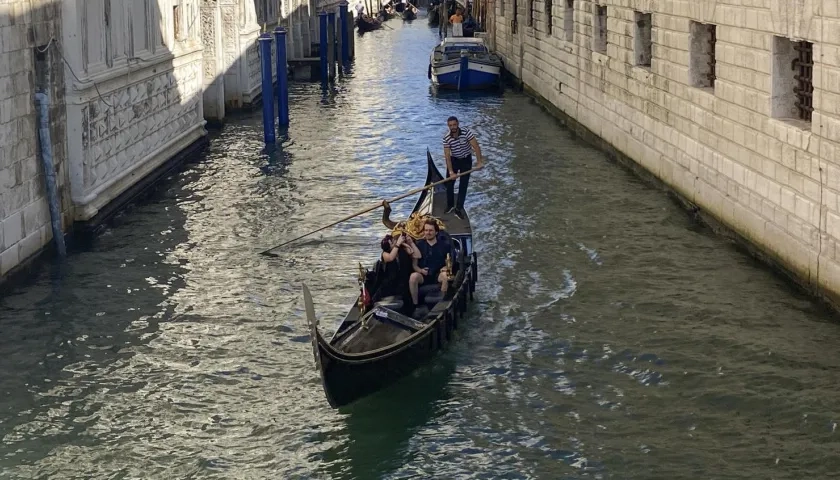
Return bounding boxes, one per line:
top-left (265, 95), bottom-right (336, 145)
top-left (402, 5), bottom-right (418, 20)
top-left (302, 149), bottom-right (478, 409)
top-left (356, 14), bottom-right (382, 32)
top-left (379, 7), bottom-right (395, 20)
top-left (427, 7), bottom-right (440, 26)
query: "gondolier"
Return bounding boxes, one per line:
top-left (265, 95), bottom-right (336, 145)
top-left (300, 151), bottom-right (478, 408)
top-left (443, 116), bottom-right (483, 218)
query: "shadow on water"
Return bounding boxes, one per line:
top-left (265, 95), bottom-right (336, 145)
top-left (257, 136), bottom-right (295, 177)
top-left (316, 357), bottom-right (457, 479)
top-left (0, 168), bottom-right (192, 461)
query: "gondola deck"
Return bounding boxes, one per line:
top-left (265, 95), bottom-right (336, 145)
top-left (302, 149), bottom-right (478, 408)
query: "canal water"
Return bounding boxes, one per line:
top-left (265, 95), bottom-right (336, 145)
top-left (2, 17), bottom-right (840, 480)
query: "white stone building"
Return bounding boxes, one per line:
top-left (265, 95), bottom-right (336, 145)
top-left (0, 0), bottom-right (319, 283)
top-left (486, 0), bottom-right (840, 305)
top-left (61, 0), bottom-right (207, 222)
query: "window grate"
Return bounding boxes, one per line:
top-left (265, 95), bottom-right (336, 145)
top-left (527, 0), bottom-right (534, 26)
top-left (546, 0), bottom-right (553, 34)
top-left (512, 0), bottom-right (518, 33)
top-left (792, 41), bottom-right (814, 122)
top-left (707, 25), bottom-right (716, 88)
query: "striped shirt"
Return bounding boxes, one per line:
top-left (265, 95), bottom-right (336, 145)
top-left (443, 127), bottom-right (476, 158)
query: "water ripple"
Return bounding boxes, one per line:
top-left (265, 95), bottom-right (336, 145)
top-left (0, 16), bottom-right (839, 480)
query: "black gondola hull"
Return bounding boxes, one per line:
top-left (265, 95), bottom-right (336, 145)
top-left (356, 17), bottom-right (382, 32)
top-left (305, 150), bottom-right (478, 409)
top-left (428, 9), bottom-right (440, 25)
top-left (312, 261), bottom-right (475, 408)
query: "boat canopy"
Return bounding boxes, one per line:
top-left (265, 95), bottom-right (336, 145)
top-left (440, 37), bottom-right (488, 53)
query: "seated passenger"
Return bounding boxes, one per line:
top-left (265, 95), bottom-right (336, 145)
top-left (409, 219), bottom-right (452, 310)
top-left (376, 233), bottom-right (421, 307)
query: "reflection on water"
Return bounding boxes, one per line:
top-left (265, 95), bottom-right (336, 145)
top-left (2, 17), bottom-right (840, 480)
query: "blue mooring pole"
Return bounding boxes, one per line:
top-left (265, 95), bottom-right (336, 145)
top-left (258, 33), bottom-right (276, 144)
top-left (274, 26), bottom-right (289, 127)
top-left (319, 11), bottom-right (328, 85)
top-left (327, 11), bottom-right (336, 81)
top-left (338, 1), bottom-right (350, 66)
top-left (457, 51), bottom-right (469, 91)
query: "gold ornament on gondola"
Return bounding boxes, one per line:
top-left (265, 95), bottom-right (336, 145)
top-left (357, 262), bottom-right (367, 313)
top-left (390, 212), bottom-right (446, 239)
top-left (444, 253), bottom-right (452, 280)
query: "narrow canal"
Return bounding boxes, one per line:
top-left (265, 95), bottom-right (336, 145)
top-left (2, 17), bottom-right (840, 480)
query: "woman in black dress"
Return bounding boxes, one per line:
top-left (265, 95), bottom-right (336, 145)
top-left (376, 233), bottom-right (421, 310)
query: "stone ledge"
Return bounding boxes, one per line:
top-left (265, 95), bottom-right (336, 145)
top-left (0, 134), bottom-right (210, 291)
top-left (504, 73), bottom-right (840, 314)
top-left (71, 121), bottom-right (208, 220)
top-left (74, 130), bottom-right (210, 233)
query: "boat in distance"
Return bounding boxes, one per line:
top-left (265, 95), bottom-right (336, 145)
top-left (302, 150), bottom-right (478, 408)
top-left (428, 36), bottom-right (502, 90)
top-left (402, 5), bottom-right (418, 20)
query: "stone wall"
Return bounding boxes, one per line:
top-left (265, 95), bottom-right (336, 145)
top-left (488, 0), bottom-right (840, 303)
top-left (0, 0), bottom-right (72, 278)
top-left (61, 0), bottom-right (207, 222)
top-left (0, 0), bottom-right (313, 283)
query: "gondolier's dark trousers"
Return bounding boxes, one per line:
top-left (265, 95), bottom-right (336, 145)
top-left (446, 155), bottom-right (472, 210)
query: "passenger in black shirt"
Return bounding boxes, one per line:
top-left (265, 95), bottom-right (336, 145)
top-left (409, 219), bottom-right (452, 310)
top-left (377, 233), bottom-right (420, 304)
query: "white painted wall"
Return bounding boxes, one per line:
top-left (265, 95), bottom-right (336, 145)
top-left (61, 0), bottom-right (207, 222)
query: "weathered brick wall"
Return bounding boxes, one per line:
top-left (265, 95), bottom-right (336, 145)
top-left (489, 0), bottom-right (840, 302)
top-left (0, 0), bottom-right (71, 279)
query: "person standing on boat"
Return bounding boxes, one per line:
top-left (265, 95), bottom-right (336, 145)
top-left (449, 7), bottom-right (465, 36)
top-left (443, 116), bottom-right (484, 218)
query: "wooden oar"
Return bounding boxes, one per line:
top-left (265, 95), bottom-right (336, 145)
top-left (259, 167), bottom-right (481, 256)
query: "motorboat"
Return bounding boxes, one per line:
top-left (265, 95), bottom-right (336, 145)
top-left (428, 36), bottom-right (502, 90)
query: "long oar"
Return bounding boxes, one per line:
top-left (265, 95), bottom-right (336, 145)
top-left (259, 167), bottom-right (480, 256)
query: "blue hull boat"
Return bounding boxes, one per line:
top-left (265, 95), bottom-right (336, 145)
top-left (428, 36), bottom-right (502, 90)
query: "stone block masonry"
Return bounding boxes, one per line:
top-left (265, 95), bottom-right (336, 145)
top-left (488, 0), bottom-right (840, 307)
top-left (0, 0), bottom-right (72, 279)
top-left (1, 0), bottom-right (210, 285)
top-left (1, 0), bottom-right (315, 286)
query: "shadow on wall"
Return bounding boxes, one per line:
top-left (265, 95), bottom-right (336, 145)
top-left (62, 0), bottom-right (322, 225)
top-left (0, 0), bottom-right (305, 466)
top-left (0, 0), bottom-right (323, 285)
top-left (0, 0), bottom-right (72, 282)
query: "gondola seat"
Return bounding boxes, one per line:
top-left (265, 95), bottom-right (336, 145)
top-left (374, 295), bottom-right (404, 311)
top-left (419, 284), bottom-right (445, 306)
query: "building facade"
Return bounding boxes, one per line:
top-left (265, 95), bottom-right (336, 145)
top-left (61, 0), bottom-right (208, 222)
top-left (0, 0), bottom-right (320, 283)
top-left (0, 0), bottom-right (72, 278)
top-left (487, 0), bottom-right (840, 304)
